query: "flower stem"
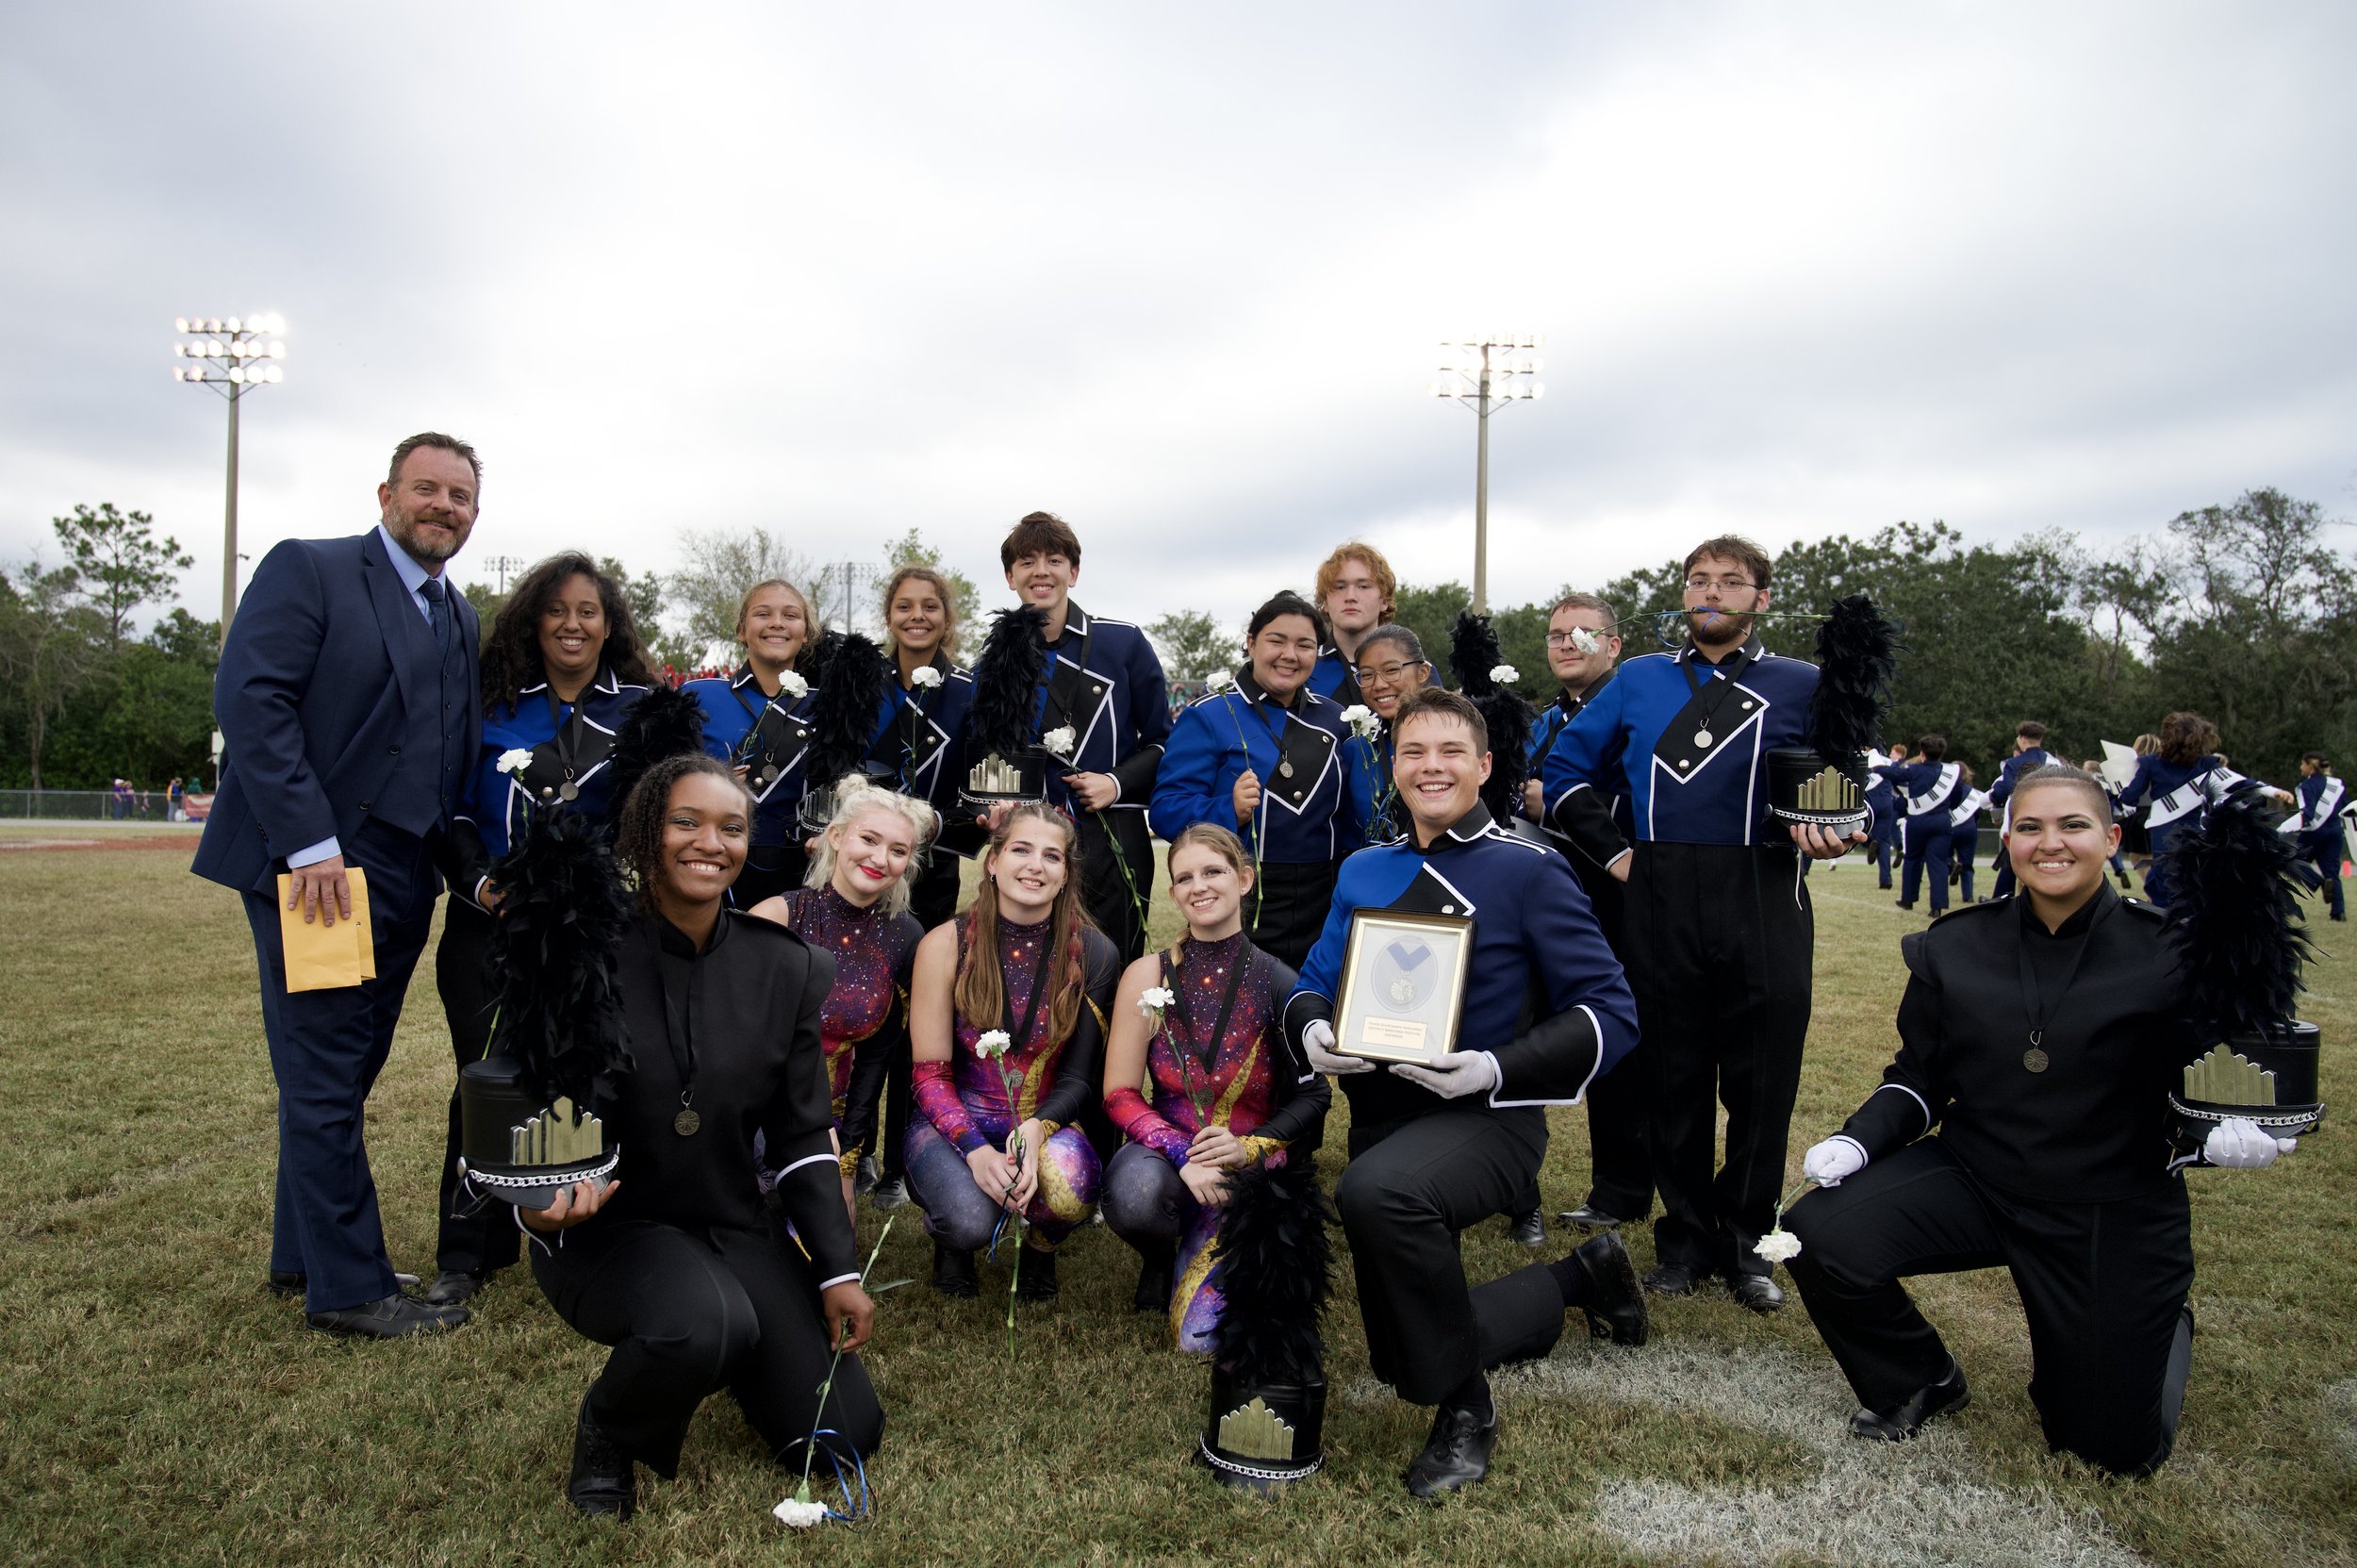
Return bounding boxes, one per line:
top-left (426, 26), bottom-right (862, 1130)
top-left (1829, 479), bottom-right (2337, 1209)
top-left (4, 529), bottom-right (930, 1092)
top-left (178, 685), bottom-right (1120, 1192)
top-left (799, 1213), bottom-right (898, 1503)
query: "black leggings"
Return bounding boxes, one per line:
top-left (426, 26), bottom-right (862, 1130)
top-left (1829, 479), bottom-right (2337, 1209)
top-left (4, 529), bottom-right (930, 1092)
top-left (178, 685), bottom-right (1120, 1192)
top-left (533, 1218), bottom-right (883, 1477)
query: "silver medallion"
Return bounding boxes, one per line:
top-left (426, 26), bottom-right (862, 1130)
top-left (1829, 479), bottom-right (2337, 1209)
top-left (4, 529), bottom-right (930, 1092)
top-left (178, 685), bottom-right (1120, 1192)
top-left (673, 1106), bottom-right (701, 1136)
top-left (759, 766), bottom-right (779, 784)
top-left (2022, 1048), bottom-right (2050, 1074)
top-left (1694, 729), bottom-right (1714, 749)
top-left (558, 780), bottom-right (580, 801)
top-left (1278, 760), bottom-right (1294, 779)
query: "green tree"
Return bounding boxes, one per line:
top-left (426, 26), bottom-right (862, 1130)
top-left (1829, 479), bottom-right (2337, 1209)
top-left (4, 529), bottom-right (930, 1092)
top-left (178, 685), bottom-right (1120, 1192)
top-left (668, 527), bottom-right (816, 656)
top-left (0, 555), bottom-right (107, 787)
top-left (881, 529), bottom-right (981, 643)
top-left (1146, 609), bottom-right (1239, 683)
top-left (458, 580), bottom-right (507, 649)
top-left (53, 503), bottom-right (191, 650)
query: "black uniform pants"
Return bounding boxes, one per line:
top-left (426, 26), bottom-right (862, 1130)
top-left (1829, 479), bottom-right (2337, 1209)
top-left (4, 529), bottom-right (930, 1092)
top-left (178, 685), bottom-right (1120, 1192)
top-left (1899, 815), bottom-right (1953, 913)
top-left (1245, 857), bottom-right (1341, 972)
top-left (1571, 867), bottom-right (1651, 1222)
top-left (1336, 1108), bottom-right (1566, 1405)
top-left (431, 897), bottom-right (521, 1278)
top-left (1078, 808), bottom-right (1153, 965)
top-left (1785, 1138), bottom-right (2194, 1477)
top-left (2299, 829), bottom-right (2345, 918)
top-left (533, 1218), bottom-right (883, 1478)
top-left (1623, 840), bottom-right (1811, 1279)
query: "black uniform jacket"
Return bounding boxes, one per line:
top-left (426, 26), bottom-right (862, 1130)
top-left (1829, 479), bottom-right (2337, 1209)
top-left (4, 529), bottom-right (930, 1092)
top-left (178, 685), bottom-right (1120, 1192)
top-left (1840, 884), bottom-right (2194, 1203)
top-left (590, 909), bottom-right (860, 1286)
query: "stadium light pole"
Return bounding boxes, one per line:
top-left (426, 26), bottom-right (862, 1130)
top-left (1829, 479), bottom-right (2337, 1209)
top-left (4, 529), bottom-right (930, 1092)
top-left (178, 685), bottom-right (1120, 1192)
top-left (172, 312), bottom-right (288, 646)
top-left (1429, 332), bottom-right (1545, 614)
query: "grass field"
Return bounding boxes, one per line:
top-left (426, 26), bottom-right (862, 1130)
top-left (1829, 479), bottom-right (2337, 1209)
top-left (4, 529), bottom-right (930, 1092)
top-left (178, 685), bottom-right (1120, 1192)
top-left (3, 825), bottom-right (2352, 1567)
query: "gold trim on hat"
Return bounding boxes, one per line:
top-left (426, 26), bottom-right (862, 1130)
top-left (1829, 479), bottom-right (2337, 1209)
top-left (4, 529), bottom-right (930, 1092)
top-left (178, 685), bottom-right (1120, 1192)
top-left (510, 1097), bottom-right (606, 1165)
top-left (2183, 1044), bottom-right (2277, 1106)
top-left (1794, 765), bottom-right (1859, 814)
top-left (1217, 1397), bottom-right (1297, 1461)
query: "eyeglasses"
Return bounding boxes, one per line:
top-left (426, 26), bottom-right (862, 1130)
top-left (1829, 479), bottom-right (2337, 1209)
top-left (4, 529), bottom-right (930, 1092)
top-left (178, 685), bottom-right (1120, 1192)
top-left (1544, 631), bottom-right (1614, 648)
top-left (1684, 574), bottom-right (1756, 593)
top-left (1354, 660), bottom-right (1426, 685)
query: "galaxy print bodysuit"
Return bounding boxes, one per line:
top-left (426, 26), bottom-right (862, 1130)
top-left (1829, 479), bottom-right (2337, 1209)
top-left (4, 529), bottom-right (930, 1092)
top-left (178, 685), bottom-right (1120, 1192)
top-left (780, 883), bottom-right (922, 1180)
top-left (906, 914), bottom-right (1119, 1252)
top-left (1102, 932), bottom-right (1329, 1352)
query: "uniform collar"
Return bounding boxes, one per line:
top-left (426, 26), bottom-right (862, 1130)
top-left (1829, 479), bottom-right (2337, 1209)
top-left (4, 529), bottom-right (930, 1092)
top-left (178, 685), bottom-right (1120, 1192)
top-left (2017, 878), bottom-right (2116, 939)
top-left (520, 665), bottom-right (622, 700)
top-left (1236, 665), bottom-right (1318, 712)
top-left (1558, 666), bottom-right (1617, 711)
top-left (1414, 801), bottom-right (1497, 852)
top-left (1047, 602), bottom-right (1091, 644)
top-left (1680, 633), bottom-right (1763, 669)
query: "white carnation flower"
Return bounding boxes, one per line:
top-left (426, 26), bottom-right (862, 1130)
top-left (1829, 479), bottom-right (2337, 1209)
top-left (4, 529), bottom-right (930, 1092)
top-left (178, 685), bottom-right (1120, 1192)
top-left (1489, 664), bottom-right (1520, 685)
top-left (1570, 627), bottom-right (1603, 655)
top-left (1339, 703), bottom-right (1381, 741)
top-left (776, 669), bottom-right (810, 699)
top-left (1042, 724), bottom-right (1077, 759)
top-left (1753, 1228), bottom-right (1803, 1264)
top-left (1203, 669), bottom-right (1234, 693)
top-left (1138, 985), bottom-right (1176, 1016)
top-left (974, 1029), bottom-right (1013, 1060)
top-left (910, 665), bottom-right (944, 689)
top-left (495, 748), bottom-right (534, 775)
top-left (773, 1497), bottom-right (829, 1527)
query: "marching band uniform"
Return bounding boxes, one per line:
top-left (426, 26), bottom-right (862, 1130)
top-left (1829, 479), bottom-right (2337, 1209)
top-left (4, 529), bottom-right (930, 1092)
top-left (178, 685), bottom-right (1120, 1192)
top-left (682, 667), bottom-right (821, 906)
top-left (1285, 803), bottom-right (1638, 1406)
top-left (434, 665), bottom-right (649, 1288)
top-left (1784, 885), bottom-right (2200, 1476)
top-left (765, 883), bottom-right (923, 1188)
top-left (1308, 642), bottom-right (1363, 707)
top-left (2116, 752), bottom-right (2262, 910)
top-left (1541, 633), bottom-right (1826, 1296)
top-left (1864, 757), bottom-right (1899, 889)
top-left (535, 908), bottom-right (882, 1479)
top-left (1342, 729), bottom-right (1402, 849)
top-left (1983, 745), bottom-right (2051, 900)
top-left (1889, 755), bottom-right (1969, 916)
top-left (1150, 669), bottom-right (1356, 968)
top-left (1022, 603), bottom-right (1172, 964)
top-left (1947, 785), bottom-right (1990, 905)
top-left (1526, 673), bottom-right (1652, 1228)
top-left (1102, 933), bottom-right (1329, 1351)
top-left (868, 652), bottom-right (977, 932)
top-left (2294, 768), bottom-right (2346, 921)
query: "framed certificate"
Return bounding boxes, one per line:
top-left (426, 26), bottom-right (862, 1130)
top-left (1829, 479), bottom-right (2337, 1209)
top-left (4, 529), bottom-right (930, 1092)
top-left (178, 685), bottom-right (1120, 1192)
top-left (1332, 908), bottom-right (1474, 1066)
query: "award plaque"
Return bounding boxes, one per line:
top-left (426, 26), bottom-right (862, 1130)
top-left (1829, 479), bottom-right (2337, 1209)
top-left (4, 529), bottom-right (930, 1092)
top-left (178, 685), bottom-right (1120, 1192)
top-left (1332, 908), bottom-right (1473, 1066)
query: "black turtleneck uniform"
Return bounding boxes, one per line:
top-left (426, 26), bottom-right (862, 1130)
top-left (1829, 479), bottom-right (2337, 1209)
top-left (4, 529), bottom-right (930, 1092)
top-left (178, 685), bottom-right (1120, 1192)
top-left (1785, 884), bottom-right (2201, 1477)
top-left (531, 909), bottom-right (879, 1478)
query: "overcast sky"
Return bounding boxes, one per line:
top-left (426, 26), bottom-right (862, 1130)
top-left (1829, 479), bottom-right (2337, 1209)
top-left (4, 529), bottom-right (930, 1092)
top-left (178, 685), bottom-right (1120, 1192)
top-left (5, 2), bottom-right (2351, 640)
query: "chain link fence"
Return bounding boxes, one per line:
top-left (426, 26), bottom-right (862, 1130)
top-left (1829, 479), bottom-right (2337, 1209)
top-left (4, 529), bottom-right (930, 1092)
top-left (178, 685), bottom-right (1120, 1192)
top-left (0, 789), bottom-right (211, 822)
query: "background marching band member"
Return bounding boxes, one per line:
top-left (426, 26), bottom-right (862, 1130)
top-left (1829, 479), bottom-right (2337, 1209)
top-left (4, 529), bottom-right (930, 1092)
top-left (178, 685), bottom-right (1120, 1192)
top-left (996, 511), bottom-right (1170, 964)
top-left (1982, 720), bottom-right (2052, 900)
top-left (1307, 539), bottom-right (1400, 706)
top-left (1339, 623), bottom-right (1434, 847)
top-left (1543, 535), bottom-right (1860, 1314)
top-left (1889, 734), bottom-right (1969, 917)
top-left (2294, 751), bottom-right (2346, 921)
top-left (1863, 742), bottom-right (1905, 889)
top-left (905, 802), bottom-right (1119, 1302)
top-left (428, 553), bottom-right (653, 1308)
top-left (1291, 687), bottom-right (1645, 1497)
top-left (527, 753), bottom-right (881, 1519)
top-left (2115, 711), bottom-right (2282, 909)
top-left (683, 579), bottom-right (822, 906)
top-left (746, 776), bottom-right (933, 1225)
top-left (1947, 765), bottom-right (1991, 906)
top-left (1782, 766), bottom-right (2296, 1474)
top-left (1099, 824), bottom-right (1330, 1346)
top-left (1151, 591), bottom-right (1355, 969)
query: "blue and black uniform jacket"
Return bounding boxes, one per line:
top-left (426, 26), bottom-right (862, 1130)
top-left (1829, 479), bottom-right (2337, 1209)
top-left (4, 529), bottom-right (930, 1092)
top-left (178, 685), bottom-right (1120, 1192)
top-left (1307, 644), bottom-right (1363, 707)
top-left (1986, 747), bottom-right (2052, 817)
top-left (866, 654), bottom-right (976, 832)
top-left (451, 666), bottom-right (649, 907)
top-left (1150, 668), bottom-right (1354, 863)
top-left (1524, 674), bottom-right (1627, 850)
top-left (682, 667), bottom-right (821, 848)
top-left (1020, 602), bottom-right (1172, 817)
top-left (1541, 635), bottom-right (1821, 867)
top-left (1891, 758), bottom-right (1970, 838)
top-left (2298, 771), bottom-right (2347, 848)
top-left (1341, 731), bottom-right (1400, 849)
top-left (1283, 802), bottom-right (1639, 1133)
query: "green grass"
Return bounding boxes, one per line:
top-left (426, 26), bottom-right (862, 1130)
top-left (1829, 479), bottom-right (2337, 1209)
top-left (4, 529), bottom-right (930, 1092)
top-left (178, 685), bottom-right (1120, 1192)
top-left (2, 832), bottom-right (2351, 1567)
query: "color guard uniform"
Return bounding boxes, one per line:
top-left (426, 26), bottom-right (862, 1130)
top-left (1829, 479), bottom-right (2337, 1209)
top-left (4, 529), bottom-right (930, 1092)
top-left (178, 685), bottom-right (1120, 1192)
top-left (1890, 756), bottom-right (1969, 916)
top-left (2294, 769), bottom-right (2346, 920)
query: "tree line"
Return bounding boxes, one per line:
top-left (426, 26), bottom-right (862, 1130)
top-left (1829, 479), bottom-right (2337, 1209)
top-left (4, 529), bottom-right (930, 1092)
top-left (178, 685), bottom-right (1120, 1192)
top-left (2, 487), bottom-right (2343, 791)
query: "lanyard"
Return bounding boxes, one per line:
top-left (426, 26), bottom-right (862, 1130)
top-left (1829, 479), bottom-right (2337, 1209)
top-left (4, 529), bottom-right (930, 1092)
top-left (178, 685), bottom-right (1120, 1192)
top-left (540, 686), bottom-right (590, 798)
top-left (645, 924), bottom-right (705, 1133)
top-left (1041, 619), bottom-right (1095, 737)
top-left (1164, 939), bottom-right (1249, 1076)
top-left (1002, 924), bottom-right (1059, 1051)
top-left (2015, 897), bottom-right (2104, 1073)
top-left (1675, 644), bottom-right (1757, 747)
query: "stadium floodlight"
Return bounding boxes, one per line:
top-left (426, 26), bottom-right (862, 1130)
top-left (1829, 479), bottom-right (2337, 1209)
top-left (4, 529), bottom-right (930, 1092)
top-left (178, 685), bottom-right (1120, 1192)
top-left (172, 311), bottom-right (288, 644)
top-left (1429, 330), bottom-right (1547, 614)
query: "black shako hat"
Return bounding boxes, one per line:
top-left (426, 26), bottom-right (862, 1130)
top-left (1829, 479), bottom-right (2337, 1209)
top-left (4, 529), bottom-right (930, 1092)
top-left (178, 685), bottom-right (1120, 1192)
top-left (1198, 1154), bottom-right (1334, 1490)
top-left (1765, 593), bottom-right (1899, 834)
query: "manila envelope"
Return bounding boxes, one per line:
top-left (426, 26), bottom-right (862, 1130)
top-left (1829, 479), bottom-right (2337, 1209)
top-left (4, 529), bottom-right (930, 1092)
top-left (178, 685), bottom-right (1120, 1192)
top-left (277, 867), bottom-right (377, 991)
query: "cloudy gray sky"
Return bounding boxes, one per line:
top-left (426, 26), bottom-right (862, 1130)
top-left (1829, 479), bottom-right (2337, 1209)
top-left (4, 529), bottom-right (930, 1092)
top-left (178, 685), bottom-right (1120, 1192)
top-left (5, 2), bottom-right (2351, 639)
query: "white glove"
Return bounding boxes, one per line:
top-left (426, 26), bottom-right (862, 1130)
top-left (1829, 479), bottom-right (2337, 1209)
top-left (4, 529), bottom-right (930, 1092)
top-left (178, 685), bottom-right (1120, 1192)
top-left (1389, 1050), bottom-right (1500, 1100)
top-left (1803, 1135), bottom-right (1869, 1187)
top-left (1302, 1018), bottom-right (1373, 1076)
top-left (2204, 1116), bottom-right (2296, 1168)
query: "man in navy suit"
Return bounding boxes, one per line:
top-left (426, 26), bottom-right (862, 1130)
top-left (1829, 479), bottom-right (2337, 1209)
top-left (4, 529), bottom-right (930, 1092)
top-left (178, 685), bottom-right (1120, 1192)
top-left (193, 432), bottom-right (486, 1338)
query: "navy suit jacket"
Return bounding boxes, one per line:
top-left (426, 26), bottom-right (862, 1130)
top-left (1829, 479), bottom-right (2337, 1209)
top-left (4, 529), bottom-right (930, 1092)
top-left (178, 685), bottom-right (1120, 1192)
top-left (192, 529), bottom-right (481, 896)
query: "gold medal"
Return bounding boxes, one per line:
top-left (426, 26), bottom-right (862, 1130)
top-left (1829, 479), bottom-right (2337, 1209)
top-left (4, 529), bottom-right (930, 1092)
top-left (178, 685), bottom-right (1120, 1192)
top-left (2022, 1048), bottom-right (2050, 1073)
top-left (673, 1107), bottom-right (701, 1136)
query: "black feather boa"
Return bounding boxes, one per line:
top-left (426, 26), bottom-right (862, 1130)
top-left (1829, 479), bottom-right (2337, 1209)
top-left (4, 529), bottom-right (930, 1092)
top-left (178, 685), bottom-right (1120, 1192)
top-left (968, 604), bottom-right (1048, 760)
top-left (1206, 1154), bottom-right (1333, 1387)
top-left (1807, 593), bottom-right (1899, 760)
top-left (1447, 611), bottom-right (1536, 824)
top-left (2166, 793), bottom-right (2316, 1043)
top-left (486, 808), bottom-right (635, 1107)
top-left (603, 682), bottom-right (708, 824)
top-left (804, 630), bottom-right (888, 789)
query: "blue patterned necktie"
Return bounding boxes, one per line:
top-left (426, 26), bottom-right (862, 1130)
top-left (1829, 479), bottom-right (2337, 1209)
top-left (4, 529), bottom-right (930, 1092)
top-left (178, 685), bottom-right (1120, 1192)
top-left (420, 576), bottom-right (452, 653)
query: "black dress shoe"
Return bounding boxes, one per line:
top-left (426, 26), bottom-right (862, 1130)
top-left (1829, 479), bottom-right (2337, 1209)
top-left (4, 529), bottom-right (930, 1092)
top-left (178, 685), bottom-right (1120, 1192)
top-left (931, 1243), bottom-right (979, 1298)
top-left (1571, 1230), bottom-right (1648, 1346)
top-left (1404, 1404), bottom-right (1500, 1499)
top-left (1894, 900), bottom-right (1915, 911)
top-left (1556, 1202), bottom-right (1624, 1230)
top-left (1507, 1208), bottom-right (1546, 1248)
top-left (1725, 1271), bottom-right (1785, 1314)
top-left (270, 1269), bottom-right (420, 1298)
top-left (1132, 1246), bottom-right (1175, 1312)
top-left (870, 1176), bottom-right (910, 1211)
top-left (568, 1396), bottom-right (636, 1520)
top-left (1014, 1245), bottom-right (1059, 1301)
top-left (422, 1270), bottom-right (483, 1308)
top-left (1642, 1262), bottom-right (1701, 1296)
top-left (852, 1154), bottom-right (881, 1197)
top-left (306, 1294), bottom-right (468, 1339)
top-left (1850, 1360), bottom-right (1969, 1441)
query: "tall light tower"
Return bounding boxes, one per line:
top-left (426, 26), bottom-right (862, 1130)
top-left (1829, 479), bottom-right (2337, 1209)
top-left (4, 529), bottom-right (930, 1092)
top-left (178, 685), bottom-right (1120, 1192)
top-left (172, 313), bottom-right (288, 644)
top-left (1429, 332), bottom-right (1544, 614)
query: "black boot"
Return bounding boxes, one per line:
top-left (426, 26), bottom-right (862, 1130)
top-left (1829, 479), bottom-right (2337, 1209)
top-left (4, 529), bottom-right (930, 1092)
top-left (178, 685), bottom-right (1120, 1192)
top-left (1404, 1402), bottom-right (1499, 1498)
top-left (931, 1242), bottom-right (979, 1298)
top-left (1131, 1244), bottom-right (1175, 1312)
top-left (1570, 1230), bottom-right (1649, 1346)
top-left (1014, 1243), bottom-right (1060, 1301)
top-left (568, 1396), bottom-right (636, 1519)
